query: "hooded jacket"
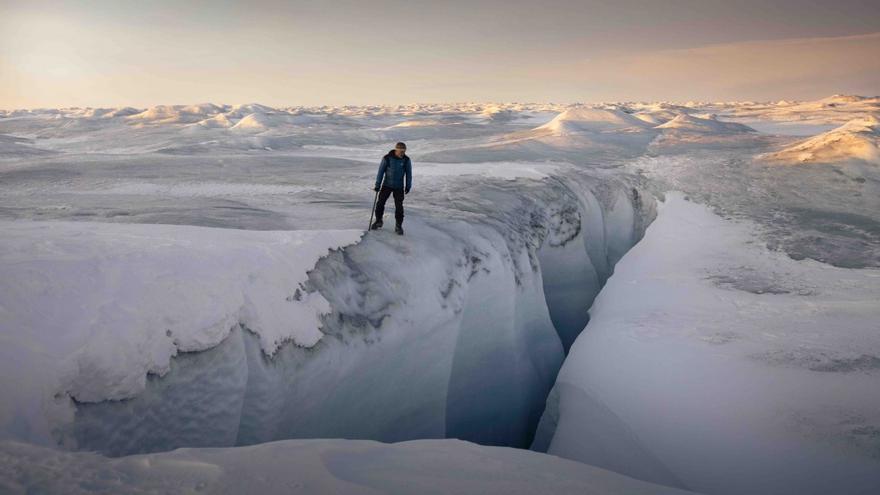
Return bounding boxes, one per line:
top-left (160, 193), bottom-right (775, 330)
top-left (375, 150), bottom-right (412, 191)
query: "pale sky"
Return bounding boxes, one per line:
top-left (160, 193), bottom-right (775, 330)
top-left (1, 0), bottom-right (879, 108)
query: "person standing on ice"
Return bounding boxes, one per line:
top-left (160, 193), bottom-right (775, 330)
top-left (371, 142), bottom-right (412, 235)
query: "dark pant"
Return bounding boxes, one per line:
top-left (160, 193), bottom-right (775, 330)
top-left (375, 186), bottom-right (404, 225)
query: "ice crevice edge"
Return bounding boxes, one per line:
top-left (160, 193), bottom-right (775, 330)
top-left (60, 176), bottom-right (657, 457)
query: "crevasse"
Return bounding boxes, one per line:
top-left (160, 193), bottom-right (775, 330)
top-left (64, 177), bottom-right (655, 457)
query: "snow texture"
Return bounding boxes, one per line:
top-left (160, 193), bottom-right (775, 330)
top-left (0, 439), bottom-right (693, 495)
top-left (0, 222), bottom-right (360, 441)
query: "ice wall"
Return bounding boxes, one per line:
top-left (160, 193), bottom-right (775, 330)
top-left (47, 178), bottom-right (654, 456)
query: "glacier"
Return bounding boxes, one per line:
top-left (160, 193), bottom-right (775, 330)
top-left (1, 170), bottom-right (652, 455)
top-left (2, 96), bottom-right (879, 493)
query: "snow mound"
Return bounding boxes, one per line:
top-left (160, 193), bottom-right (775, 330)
top-left (481, 105), bottom-right (516, 122)
top-left (192, 113), bottom-right (235, 128)
top-left (125, 105), bottom-right (180, 123)
top-left (225, 103), bottom-right (277, 119)
top-left (655, 113), bottom-right (756, 134)
top-left (632, 110), bottom-right (680, 125)
top-left (762, 115), bottom-right (880, 164)
top-left (537, 107), bottom-right (653, 134)
top-left (0, 439), bottom-right (692, 495)
top-left (229, 112), bottom-right (272, 132)
top-left (226, 110), bottom-right (327, 132)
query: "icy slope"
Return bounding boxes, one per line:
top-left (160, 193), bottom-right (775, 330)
top-left (0, 439), bottom-right (693, 495)
top-left (0, 222), bottom-right (361, 443)
top-left (762, 115), bottom-right (880, 164)
top-left (536, 194), bottom-right (880, 494)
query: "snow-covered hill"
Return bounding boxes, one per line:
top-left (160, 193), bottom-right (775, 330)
top-left (229, 111), bottom-right (274, 132)
top-left (762, 115), bottom-right (880, 164)
top-left (655, 113), bottom-right (755, 134)
top-left (536, 107), bottom-right (653, 135)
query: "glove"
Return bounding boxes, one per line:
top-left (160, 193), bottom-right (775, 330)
top-left (374, 186), bottom-right (380, 192)
top-left (404, 188), bottom-right (410, 195)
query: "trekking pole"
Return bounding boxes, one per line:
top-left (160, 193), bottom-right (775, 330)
top-left (368, 158), bottom-right (389, 231)
top-left (368, 187), bottom-right (379, 231)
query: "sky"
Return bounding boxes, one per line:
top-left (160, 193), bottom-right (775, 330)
top-left (1, 0), bottom-right (879, 108)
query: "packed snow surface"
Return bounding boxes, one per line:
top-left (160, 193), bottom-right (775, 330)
top-left (416, 160), bottom-right (564, 180)
top-left (0, 438), bottom-right (692, 495)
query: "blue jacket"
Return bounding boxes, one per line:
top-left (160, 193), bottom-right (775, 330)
top-left (376, 151), bottom-right (412, 191)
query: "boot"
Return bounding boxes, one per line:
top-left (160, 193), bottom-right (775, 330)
top-left (370, 219), bottom-right (383, 230)
top-left (395, 223), bottom-right (404, 235)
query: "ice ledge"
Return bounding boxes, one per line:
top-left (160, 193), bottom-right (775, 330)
top-left (0, 221), bottom-right (361, 422)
